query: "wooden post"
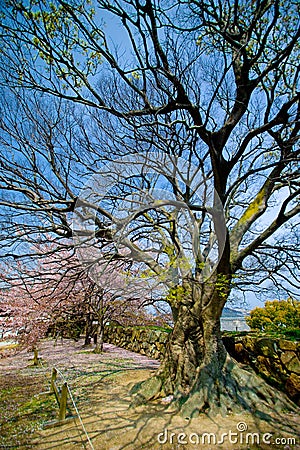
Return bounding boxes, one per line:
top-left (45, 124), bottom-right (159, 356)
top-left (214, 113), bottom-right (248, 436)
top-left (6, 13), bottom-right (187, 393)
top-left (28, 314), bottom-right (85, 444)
top-left (59, 382), bottom-right (68, 421)
top-left (51, 368), bottom-right (57, 391)
top-left (44, 368), bottom-right (74, 427)
top-left (33, 347), bottom-right (39, 366)
top-left (50, 368), bottom-right (60, 404)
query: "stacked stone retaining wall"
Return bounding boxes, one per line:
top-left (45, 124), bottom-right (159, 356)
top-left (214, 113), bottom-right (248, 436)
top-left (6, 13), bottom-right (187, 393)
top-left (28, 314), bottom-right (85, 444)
top-left (104, 326), bottom-right (300, 404)
top-left (104, 326), bottom-right (169, 360)
top-left (228, 334), bottom-right (300, 405)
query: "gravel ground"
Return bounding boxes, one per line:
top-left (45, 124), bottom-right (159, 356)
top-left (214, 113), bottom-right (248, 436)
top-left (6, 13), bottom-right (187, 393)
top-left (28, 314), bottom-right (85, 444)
top-left (0, 339), bottom-right (299, 450)
top-left (0, 338), bottom-right (160, 373)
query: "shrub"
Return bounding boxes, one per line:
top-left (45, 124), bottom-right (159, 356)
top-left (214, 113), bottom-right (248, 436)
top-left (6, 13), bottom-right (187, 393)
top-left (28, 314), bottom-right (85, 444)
top-left (246, 298), bottom-right (300, 334)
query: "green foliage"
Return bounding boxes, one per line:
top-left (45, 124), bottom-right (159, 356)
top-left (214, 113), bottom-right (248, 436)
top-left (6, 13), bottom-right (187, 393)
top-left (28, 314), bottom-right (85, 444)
top-left (215, 274), bottom-right (231, 300)
top-left (246, 298), bottom-right (300, 333)
top-left (166, 285), bottom-right (186, 305)
top-left (283, 328), bottom-right (300, 340)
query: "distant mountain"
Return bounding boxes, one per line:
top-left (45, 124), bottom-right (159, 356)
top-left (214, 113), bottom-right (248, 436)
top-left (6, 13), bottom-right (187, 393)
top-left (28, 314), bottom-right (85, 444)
top-left (221, 307), bottom-right (250, 331)
top-left (221, 307), bottom-right (248, 318)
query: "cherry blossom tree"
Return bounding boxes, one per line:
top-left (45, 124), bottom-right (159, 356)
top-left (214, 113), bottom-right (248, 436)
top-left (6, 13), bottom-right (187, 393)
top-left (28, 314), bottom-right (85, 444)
top-left (0, 245), bottom-right (167, 352)
top-left (0, 251), bottom-right (85, 348)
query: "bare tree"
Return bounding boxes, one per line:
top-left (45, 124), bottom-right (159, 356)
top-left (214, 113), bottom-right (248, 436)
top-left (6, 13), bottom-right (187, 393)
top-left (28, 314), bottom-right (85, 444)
top-left (0, 0), bottom-right (299, 416)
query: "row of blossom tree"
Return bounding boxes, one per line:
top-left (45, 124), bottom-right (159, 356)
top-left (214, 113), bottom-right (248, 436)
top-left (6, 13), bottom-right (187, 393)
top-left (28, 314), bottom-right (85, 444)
top-left (0, 243), bottom-right (170, 352)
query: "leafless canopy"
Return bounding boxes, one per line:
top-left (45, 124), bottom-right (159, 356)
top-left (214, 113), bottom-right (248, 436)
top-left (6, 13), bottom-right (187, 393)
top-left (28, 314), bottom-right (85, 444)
top-left (0, 0), bottom-right (299, 303)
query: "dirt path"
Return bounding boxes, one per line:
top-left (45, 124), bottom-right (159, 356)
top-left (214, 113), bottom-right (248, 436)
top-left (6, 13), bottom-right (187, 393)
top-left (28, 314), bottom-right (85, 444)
top-left (0, 339), bottom-right (299, 450)
top-left (0, 339), bottom-right (160, 373)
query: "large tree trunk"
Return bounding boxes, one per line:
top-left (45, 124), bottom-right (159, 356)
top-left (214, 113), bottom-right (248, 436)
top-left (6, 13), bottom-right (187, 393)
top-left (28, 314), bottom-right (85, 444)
top-left (131, 285), bottom-right (297, 417)
top-left (94, 296), bottom-right (105, 354)
top-left (84, 314), bottom-right (93, 346)
top-left (94, 321), bottom-right (104, 354)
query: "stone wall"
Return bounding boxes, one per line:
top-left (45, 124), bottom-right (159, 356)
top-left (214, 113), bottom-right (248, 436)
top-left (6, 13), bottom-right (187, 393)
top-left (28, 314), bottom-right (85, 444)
top-left (103, 326), bottom-right (169, 360)
top-left (104, 326), bottom-right (300, 404)
top-left (227, 334), bottom-right (300, 405)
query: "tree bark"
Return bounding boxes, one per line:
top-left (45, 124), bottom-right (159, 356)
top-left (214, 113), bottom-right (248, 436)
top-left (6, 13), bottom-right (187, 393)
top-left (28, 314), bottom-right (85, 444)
top-left (131, 285), bottom-right (297, 417)
top-left (94, 295), bottom-right (105, 353)
top-left (94, 321), bottom-right (104, 354)
top-left (84, 314), bottom-right (93, 346)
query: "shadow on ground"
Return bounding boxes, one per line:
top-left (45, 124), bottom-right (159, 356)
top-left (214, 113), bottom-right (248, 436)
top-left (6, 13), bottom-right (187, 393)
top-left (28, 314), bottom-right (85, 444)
top-left (0, 339), bottom-right (299, 450)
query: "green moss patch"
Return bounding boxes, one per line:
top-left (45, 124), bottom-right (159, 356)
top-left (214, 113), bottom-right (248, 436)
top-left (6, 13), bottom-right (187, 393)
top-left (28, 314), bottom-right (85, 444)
top-left (0, 372), bottom-right (57, 448)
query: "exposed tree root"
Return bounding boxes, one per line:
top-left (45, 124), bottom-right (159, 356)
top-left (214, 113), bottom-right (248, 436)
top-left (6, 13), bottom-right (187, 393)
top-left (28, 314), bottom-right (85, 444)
top-left (130, 356), bottom-right (298, 419)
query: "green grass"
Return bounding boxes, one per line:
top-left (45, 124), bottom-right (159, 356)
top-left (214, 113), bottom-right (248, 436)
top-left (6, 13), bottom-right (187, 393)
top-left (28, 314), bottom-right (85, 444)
top-left (0, 373), bottom-right (57, 449)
